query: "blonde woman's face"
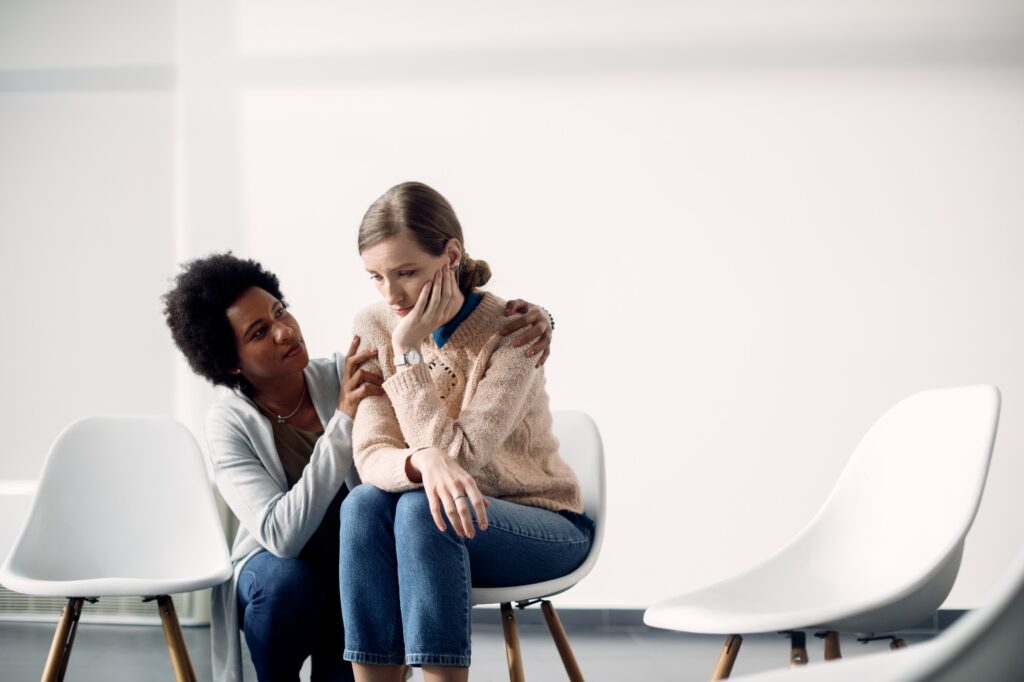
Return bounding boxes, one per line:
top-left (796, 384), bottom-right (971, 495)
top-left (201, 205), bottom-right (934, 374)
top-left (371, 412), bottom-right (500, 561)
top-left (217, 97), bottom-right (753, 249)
top-left (362, 232), bottom-right (455, 318)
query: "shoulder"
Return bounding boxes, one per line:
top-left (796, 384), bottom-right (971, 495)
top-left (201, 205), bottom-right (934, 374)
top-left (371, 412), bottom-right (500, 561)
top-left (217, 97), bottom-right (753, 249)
top-left (205, 388), bottom-right (258, 443)
top-left (352, 301), bottom-right (395, 342)
top-left (461, 291), bottom-right (510, 337)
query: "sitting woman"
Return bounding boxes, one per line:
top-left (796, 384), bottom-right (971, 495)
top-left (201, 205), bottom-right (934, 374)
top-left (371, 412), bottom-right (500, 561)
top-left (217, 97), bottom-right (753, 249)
top-left (162, 253), bottom-right (553, 682)
top-left (342, 181), bottom-right (594, 682)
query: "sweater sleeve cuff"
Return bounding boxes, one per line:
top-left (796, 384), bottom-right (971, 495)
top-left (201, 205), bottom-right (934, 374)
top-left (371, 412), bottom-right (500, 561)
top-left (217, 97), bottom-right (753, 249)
top-left (390, 449), bottom-right (420, 490)
top-left (383, 362), bottom-right (433, 399)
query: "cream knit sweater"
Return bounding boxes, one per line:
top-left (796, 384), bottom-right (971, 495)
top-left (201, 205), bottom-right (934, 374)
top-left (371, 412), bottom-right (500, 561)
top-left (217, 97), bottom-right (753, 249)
top-left (351, 291), bottom-right (583, 513)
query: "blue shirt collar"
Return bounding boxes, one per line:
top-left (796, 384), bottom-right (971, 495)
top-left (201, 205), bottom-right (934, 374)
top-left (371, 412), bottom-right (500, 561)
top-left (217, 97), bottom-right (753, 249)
top-left (432, 291), bottom-right (483, 349)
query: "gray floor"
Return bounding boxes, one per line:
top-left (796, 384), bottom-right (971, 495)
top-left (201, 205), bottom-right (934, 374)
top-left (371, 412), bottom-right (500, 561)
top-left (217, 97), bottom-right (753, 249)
top-left (0, 619), bottom-right (931, 681)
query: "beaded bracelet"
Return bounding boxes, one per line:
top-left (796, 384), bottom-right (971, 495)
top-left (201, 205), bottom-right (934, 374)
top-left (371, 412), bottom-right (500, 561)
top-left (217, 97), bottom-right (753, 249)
top-left (540, 306), bottom-right (555, 332)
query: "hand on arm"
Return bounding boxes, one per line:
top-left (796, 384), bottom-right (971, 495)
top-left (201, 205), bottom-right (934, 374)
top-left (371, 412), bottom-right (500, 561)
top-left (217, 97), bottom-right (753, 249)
top-left (405, 447), bottom-right (490, 538)
top-left (500, 299), bottom-right (553, 368)
top-left (337, 335), bottom-right (384, 418)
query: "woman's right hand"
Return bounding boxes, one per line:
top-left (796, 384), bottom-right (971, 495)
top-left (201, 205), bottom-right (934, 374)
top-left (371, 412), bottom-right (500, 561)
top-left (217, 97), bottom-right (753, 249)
top-left (337, 335), bottom-right (384, 418)
top-left (407, 447), bottom-right (489, 539)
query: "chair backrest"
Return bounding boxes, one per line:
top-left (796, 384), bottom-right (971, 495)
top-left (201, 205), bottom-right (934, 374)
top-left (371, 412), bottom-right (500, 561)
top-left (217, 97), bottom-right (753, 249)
top-left (471, 410), bottom-right (605, 605)
top-left (552, 410), bottom-right (605, 528)
top-left (1, 416), bottom-right (230, 591)
top-left (551, 410), bottom-right (606, 571)
top-left (779, 385), bottom-right (1000, 607)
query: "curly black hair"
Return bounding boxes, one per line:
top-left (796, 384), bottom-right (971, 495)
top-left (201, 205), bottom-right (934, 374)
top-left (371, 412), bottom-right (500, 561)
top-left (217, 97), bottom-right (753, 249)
top-left (163, 252), bottom-right (285, 390)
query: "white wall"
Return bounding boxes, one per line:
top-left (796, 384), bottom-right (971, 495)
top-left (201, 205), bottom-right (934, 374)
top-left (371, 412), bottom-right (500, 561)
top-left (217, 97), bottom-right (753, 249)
top-left (0, 0), bottom-right (178, 481)
top-left (4, 0), bottom-right (1024, 612)
top-left (225, 1), bottom-right (1024, 609)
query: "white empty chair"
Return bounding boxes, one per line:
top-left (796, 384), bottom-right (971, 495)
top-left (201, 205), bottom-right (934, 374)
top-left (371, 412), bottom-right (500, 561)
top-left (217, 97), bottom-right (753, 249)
top-left (0, 416), bottom-right (233, 682)
top-left (472, 410), bottom-right (606, 682)
top-left (644, 385), bottom-right (1001, 680)
top-left (728, 541), bottom-right (1024, 682)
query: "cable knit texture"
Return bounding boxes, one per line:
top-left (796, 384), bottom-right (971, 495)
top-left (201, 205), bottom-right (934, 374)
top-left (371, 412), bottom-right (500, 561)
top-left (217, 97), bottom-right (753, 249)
top-left (351, 291), bottom-right (583, 513)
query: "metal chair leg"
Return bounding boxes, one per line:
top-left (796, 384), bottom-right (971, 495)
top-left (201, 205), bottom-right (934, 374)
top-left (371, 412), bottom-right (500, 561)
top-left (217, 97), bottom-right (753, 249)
top-left (41, 597), bottom-right (85, 682)
top-left (788, 631), bottom-right (808, 667)
top-left (500, 602), bottom-right (525, 682)
top-left (711, 634), bottom-right (743, 680)
top-left (157, 595), bottom-right (197, 682)
top-left (540, 600), bottom-right (584, 681)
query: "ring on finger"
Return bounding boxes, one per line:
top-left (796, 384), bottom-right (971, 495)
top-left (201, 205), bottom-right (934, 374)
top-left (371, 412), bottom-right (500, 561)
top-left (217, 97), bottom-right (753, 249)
top-left (453, 494), bottom-right (468, 502)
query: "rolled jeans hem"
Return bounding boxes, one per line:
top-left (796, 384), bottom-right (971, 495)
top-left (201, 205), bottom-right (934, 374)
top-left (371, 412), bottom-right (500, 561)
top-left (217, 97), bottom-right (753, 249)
top-left (343, 649), bottom-right (405, 666)
top-left (405, 653), bottom-right (471, 667)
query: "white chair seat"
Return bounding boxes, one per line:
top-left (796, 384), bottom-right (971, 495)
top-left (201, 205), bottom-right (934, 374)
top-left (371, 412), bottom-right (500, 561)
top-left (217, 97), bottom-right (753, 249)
top-left (1, 574), bottom-right (232, 599)
top-left (473, 572), bottom-right (585, 607)
top-left (644, 542), bottom-right (964, 634)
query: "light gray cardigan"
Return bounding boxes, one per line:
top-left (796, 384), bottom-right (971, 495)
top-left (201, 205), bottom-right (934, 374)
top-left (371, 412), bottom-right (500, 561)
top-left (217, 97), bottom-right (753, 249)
top-left (204, 354), bottom-right (361, 682)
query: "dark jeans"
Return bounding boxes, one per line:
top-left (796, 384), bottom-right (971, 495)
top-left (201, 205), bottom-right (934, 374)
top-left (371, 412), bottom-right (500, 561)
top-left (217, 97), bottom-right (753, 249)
top-left (237, 550), bottom-right (354, 681)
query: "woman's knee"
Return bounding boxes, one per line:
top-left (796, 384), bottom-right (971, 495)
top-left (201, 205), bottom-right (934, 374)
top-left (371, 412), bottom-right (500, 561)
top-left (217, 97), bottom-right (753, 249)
top-left (394, 490), bottom-right (459, 541)
top-left (342, 484), bottom-right (394, 515)
top-left (242, 555), bottom-right (323, 616)
top-left (340, 484), bottom-right (397, 540)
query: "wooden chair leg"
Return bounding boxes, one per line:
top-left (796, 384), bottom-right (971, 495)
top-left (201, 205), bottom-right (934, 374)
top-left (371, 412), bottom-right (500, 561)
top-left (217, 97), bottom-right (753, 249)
top-left (540, 600), bottom-right (584, 681)
top-left (823, 631), bottom-right (842, 660)
top-left (157, 596), bottom-right (197, 682)
top-left (890, 638), bottom-right (908, 650)
top-left (500, 602), bottom-right (525, 682)
top-left (711, 634), bottom-right (743, 680)
top-left (41, 597), bottom-right (85, 682)
top-left (789, 631), bottom-right (808, 667)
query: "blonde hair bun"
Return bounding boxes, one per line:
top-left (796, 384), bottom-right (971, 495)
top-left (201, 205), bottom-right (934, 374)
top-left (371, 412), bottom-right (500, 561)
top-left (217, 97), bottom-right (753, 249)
top-left (459, 254), bottom-right (491, 290)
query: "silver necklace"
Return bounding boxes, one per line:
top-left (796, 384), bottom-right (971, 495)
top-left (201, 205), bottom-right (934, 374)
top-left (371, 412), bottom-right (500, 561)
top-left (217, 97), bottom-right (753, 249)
top-left (259, 377), bottom-right (307, 424)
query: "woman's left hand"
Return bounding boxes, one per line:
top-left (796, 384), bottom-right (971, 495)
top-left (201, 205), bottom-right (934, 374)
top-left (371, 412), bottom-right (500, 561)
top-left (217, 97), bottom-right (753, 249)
top-left (406, 447), bottom-right (490, 539)
top-left (501, 299), bottom-right (554, 368)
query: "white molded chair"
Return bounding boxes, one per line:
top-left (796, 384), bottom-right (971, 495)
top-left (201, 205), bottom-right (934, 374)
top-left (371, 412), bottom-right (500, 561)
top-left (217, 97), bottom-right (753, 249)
top-left (644, 385), bottom-right (1001, 680)
top-left (472, 410), bottom-right (606, 682)
top-left (729, 542), bottom-right (1024, 682)
top-left (0, 416), bottom-right (232, 682)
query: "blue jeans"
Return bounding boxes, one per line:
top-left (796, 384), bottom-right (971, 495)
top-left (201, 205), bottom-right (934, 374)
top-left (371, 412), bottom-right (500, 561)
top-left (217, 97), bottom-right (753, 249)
top-left (339, 485), bottom-right (594, 667)
top-left (238, 550), bottom-right (354, 681)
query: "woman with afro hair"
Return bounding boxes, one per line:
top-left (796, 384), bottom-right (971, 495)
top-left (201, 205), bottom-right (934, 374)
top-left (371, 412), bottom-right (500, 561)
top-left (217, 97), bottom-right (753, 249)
top-left (163, 253), bottom-right (553, 682)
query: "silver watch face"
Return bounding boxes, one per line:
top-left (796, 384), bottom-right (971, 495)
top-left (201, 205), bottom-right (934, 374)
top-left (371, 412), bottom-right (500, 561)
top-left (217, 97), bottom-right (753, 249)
top-left (398, 348), bottom-right (422, 365)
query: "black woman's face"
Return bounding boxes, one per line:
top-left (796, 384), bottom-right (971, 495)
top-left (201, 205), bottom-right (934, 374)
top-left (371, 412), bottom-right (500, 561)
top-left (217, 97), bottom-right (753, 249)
top-left (225, 286), bottom-right (309, 384)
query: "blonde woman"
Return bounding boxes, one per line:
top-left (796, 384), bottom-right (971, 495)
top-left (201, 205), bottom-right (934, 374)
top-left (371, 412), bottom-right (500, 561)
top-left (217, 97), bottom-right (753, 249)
top-left (341, 182), bottom-right (593, 682)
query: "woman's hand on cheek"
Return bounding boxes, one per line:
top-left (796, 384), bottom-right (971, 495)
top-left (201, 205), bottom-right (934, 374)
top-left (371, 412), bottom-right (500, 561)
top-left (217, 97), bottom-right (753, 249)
top-left (407, 447), bottom-right (489, 539)
top-left (391, 265), bottom-right (460, 352)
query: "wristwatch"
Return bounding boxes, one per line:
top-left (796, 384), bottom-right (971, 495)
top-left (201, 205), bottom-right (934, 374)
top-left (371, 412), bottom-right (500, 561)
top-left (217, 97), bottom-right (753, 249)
top-left (394, 347), bottom-right (423, 367)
